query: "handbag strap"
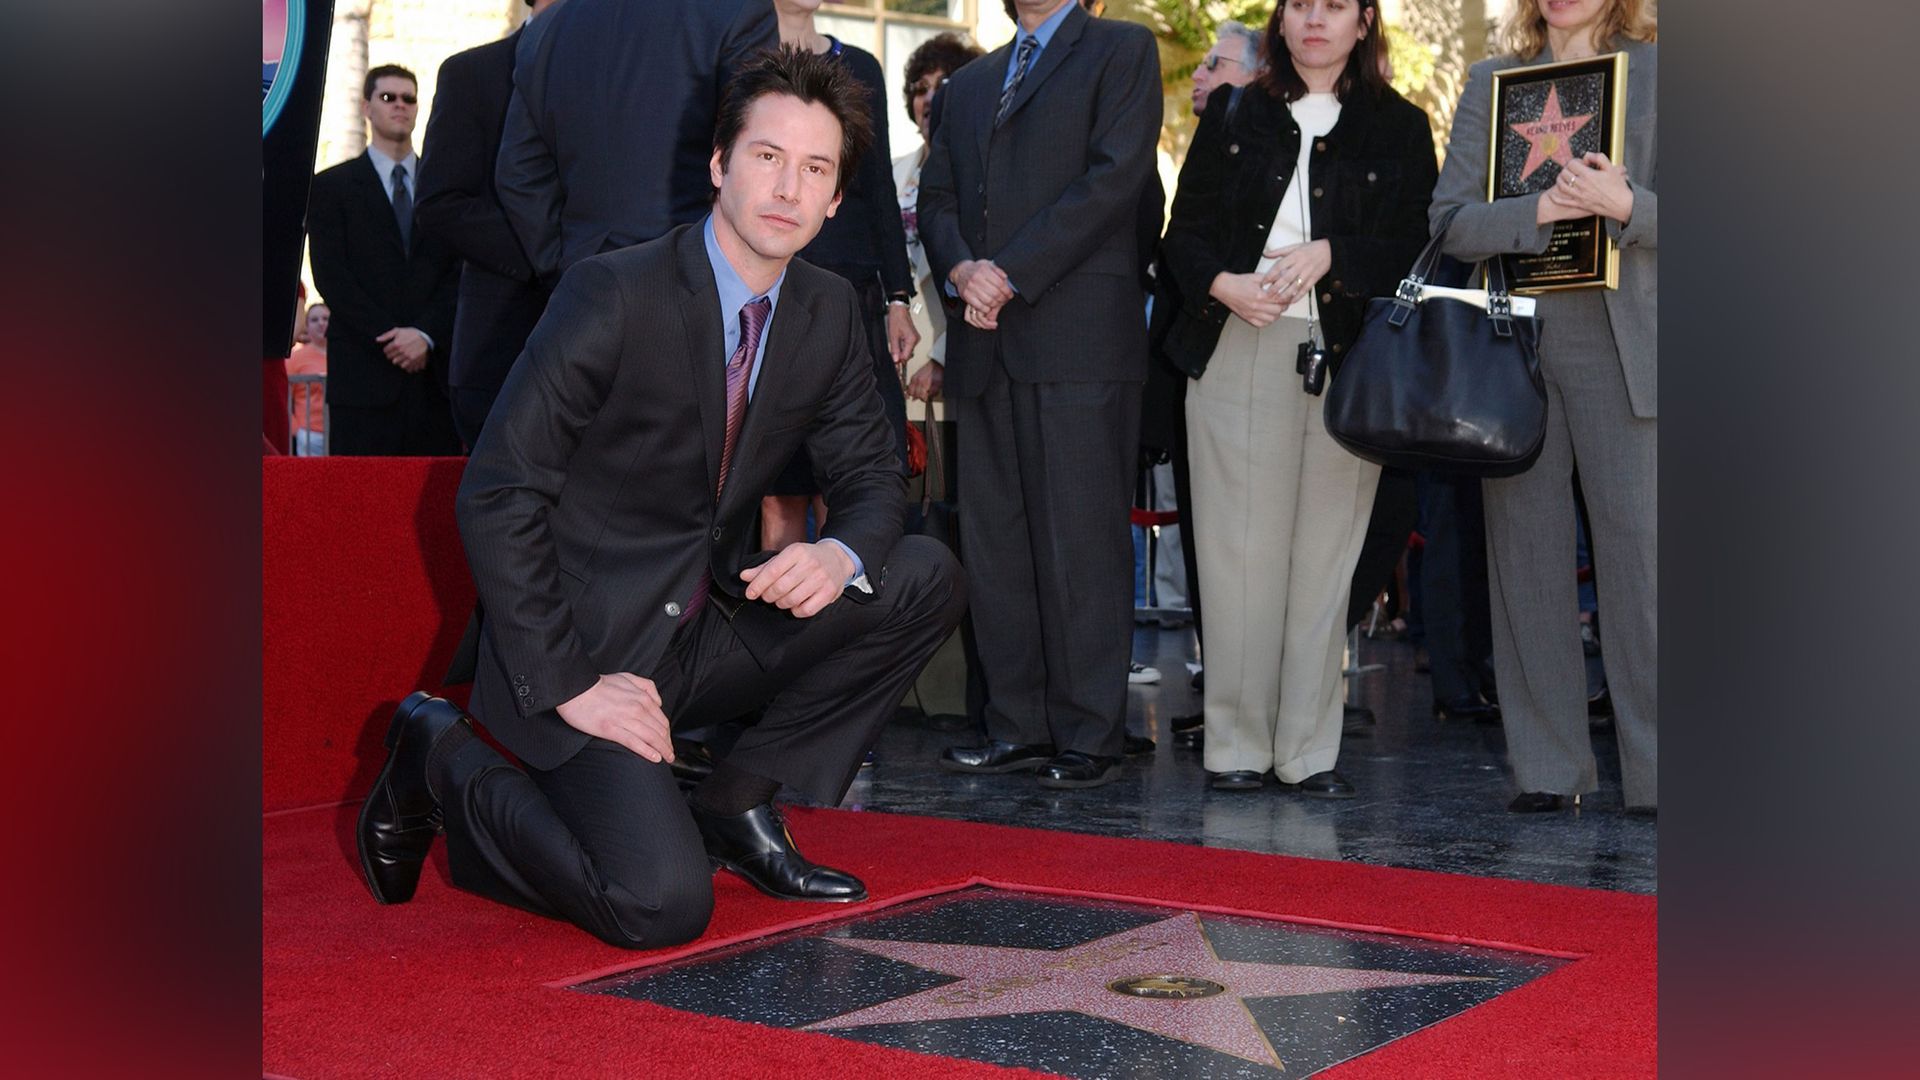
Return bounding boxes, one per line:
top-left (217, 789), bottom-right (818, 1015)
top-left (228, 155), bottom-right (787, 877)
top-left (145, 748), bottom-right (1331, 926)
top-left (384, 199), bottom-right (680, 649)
top-left (1389, 205), bottom-right (1521, 338)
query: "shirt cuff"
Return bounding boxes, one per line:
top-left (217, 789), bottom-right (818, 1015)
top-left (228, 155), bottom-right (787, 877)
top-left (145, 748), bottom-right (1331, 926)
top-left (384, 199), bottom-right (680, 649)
top-left (819, 538), bottom-right (871, 593)
top-left (418, 329), bottom-right (436, 352)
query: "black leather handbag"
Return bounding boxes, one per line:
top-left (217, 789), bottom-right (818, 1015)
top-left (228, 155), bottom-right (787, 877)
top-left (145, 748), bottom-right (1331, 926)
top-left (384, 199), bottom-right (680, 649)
top-left (1322, 221), bottom-right (1548, 477)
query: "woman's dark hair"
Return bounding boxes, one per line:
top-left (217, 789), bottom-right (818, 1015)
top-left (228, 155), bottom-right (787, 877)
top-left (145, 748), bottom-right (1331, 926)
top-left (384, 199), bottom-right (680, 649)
top-left (1259, 0), bottom-right (1389, 103)
top-left (713, 45), bottom-right (874, 196)
top-left (902, 33), bottom-right (985, 123)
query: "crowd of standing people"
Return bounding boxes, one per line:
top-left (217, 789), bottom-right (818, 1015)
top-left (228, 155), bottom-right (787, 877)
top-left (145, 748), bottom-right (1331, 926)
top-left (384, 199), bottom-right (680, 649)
top-left (331, 0), bottom-right (1657, 951)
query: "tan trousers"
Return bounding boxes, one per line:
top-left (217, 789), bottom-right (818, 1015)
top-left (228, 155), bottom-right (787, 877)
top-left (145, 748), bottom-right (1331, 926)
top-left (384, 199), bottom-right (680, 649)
top-left (1187, 315), bottom-right (1381, 781)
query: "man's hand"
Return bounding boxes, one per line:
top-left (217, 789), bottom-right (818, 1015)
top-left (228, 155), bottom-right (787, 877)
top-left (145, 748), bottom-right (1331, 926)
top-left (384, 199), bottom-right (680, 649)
top-left (377, 326), bottom-right (431, 372)
top-left (950, 259), bottom-right (1013, 314)
top-left (554, 673), bottom-right (674, 762)
top-left (886, 303), bottom-right (920, 367)
top-left (739, 541), bottom-right (855, 618)
top-left (905, 359), bottom-right (944, 402)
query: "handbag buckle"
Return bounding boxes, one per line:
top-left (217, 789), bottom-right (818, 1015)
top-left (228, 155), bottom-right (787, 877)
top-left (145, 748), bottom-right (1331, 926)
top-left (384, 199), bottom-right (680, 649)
top-left (1395, 278), bottom-right (1422, 303)
top-left (1487, 294), bottom-right (1512, 318)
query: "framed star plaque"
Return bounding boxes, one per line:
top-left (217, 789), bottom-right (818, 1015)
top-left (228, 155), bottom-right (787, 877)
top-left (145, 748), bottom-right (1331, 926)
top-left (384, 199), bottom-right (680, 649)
top-left (1489, 52), bottom-right (1628, 291)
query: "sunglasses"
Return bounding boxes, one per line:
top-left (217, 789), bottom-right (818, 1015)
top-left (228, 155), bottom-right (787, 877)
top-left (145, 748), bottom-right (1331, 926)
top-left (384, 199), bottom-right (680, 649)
top-left (1201, 55), bottom-right (1242, 73)
top-left (375, 91), bottom-right (418, 105)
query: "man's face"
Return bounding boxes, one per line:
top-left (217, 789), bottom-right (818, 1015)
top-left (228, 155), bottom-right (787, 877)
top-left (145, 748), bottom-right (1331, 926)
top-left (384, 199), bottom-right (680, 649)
top-left (709, 93), bottom-right (845, 266)
top-left (1192, 43), bottom-right (1254, 113)
top-left (362, 76), bottom-right (418, 142)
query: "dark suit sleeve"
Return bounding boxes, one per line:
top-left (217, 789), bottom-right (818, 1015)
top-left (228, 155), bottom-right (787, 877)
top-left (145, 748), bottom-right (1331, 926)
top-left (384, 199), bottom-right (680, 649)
top-left (915, 88), bottom-right (968, 308)
top-left (417, 238), bottom-right (460, 356)
top-left (809, 284), bottom-right (908, 576)
top-left (495, 84), bottom-right (563, 280)
top-left (416, 52), bottom-right (535, 282)
top-left (1160, 93), bottom-right (1234, 323)
top-left (455, 260), bottom-right (628, 715)
top-left (991, 28), bottom-right (1162, 299)
top-left (1327, 105), bottom-right (1439, 302)
top-left (306, 170), bottom-right (393, 336)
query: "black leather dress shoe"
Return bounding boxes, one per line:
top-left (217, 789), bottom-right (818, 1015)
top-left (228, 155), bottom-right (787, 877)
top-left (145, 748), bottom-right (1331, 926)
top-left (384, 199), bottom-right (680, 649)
top-left (1037, 751), bottom-right (1123, 789)
top-left (1508, 791), bottom-right (1578, 814)
top-left (1433, 694), bottom-right (1500, 724)
top-left (357, 691), bottom-right (468, 905)
top-left (1123, 734), bottom-right (1156, 757)
top-left (1342, 704), bottom-right (1376, 738)
top-left (1276, 769), bottom-right (1356, 799)
top-left (1209, 769), bottom-right (1264, 791)
top-left (1170, 712), bottom-right (1203, 734)
top-left (939, 740), bottom-right (1053, 774)
top-left (691, 802), bottom-right (867, 903)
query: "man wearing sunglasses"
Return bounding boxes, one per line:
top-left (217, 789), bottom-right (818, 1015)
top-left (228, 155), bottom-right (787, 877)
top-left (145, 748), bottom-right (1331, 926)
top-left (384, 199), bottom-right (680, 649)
top-left (1190, 19), bottom-right (1261, 117)
top-left (307, 65), bottom-right (462, 456)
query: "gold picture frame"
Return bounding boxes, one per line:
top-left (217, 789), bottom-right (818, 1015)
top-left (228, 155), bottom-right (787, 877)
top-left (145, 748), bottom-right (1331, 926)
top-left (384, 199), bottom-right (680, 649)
top-left (1488, 52), bottom-right (1629, 292)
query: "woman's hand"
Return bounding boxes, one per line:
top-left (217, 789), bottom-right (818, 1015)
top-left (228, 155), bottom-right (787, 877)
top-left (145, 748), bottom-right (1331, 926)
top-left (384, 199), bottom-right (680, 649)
top-left (1209, 272), bottom-right (1288, 328)
top-left (1552, 151), bottom-right (1635, 224)
top-left (1257, 240), bottom-right (1333, 309)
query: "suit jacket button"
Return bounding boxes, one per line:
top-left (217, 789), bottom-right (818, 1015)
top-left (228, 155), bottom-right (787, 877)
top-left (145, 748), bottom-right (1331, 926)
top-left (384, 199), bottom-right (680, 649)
top-left (1331, 342), bottom-right (1343, 352)
top-left (1315, 140), bottom-right (1327, 152)
top-left (712, 527), bottom-right (724, 541)
top-left (1320, 292), bottom-right (1332, 304)
top-left (517, 685), bottom-right (530, 697)
top-left (1228, 143), bottom-right (1240, 154)
top-left (1312, 187), bottom-right (1324, 198)
top-left (665, 601), bottom-right (683, 618)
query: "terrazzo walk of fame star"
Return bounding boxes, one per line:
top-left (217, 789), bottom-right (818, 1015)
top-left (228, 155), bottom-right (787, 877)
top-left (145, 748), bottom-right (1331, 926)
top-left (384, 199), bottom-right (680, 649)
top-left (579, 888), bottom-right (1570, 1079)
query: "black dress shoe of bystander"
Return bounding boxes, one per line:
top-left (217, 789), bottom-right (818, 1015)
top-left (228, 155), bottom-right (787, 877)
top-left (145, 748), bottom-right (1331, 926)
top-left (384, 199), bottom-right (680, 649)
top-left (1208, 769), bottom-right (1264, 791)
top-left (691, 801), bottom-right (867, 903)
top-left (1275, 769), bottom-right (1356, 799)
top-left (1508, 791), bottom-right (1577, 814)
top-left (1037, 751), bottom-right (1123, 789)
top-left (939, 740), bottom-right (1054, 773)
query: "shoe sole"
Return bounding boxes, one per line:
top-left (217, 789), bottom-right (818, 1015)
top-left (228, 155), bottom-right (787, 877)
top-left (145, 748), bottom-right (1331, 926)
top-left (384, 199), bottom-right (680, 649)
top-left (708, 857), bottom-right (867, 904)
top-left (938, 757), bottom-right (1048, 774)
top-left (1037, 764), bottom-right (1122, 789)
top-left (356, 691), bottom-right (437, 905)
top-left (1276, 785), bottom-right (1357, 800)
top-left (1210, 779), bottom-right (1263, 792)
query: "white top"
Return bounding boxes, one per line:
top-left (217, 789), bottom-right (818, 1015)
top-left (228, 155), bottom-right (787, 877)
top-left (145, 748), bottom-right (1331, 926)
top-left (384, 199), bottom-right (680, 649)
top-left (1255, 93), bottom-right (1341, 320)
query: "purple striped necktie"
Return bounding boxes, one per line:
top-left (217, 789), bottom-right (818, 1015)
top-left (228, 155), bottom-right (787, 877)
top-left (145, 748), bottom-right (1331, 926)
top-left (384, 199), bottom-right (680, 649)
top-left (684, 295), bottom-right (772, 623)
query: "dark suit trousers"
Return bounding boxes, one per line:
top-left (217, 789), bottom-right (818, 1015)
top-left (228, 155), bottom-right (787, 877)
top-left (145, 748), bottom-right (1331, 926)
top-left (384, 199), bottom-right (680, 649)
top-left (433, 536), bottom-right (964, 949)
top-left (952, 354), bottom-right (1141, 757)
top-left (330, 383), bottom-right (462, 457)
top-left (1419, 474), bottom-right (1494, 704)
top-left (1346, 468), bottom-right (1419, 629)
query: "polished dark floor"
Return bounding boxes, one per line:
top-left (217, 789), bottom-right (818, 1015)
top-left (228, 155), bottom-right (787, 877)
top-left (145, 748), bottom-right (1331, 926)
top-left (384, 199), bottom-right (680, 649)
top-left (823, 624), bottom-right (1656, 895)
top-left (584, 887), bottom-right (1567, 1079)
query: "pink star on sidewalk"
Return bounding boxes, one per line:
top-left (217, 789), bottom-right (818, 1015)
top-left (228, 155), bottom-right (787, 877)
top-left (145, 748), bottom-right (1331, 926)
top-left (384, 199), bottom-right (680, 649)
top-left (806, 913), bottom-right (1483, 1068)
top-left (1510, 83), bottom-right (1596, 184)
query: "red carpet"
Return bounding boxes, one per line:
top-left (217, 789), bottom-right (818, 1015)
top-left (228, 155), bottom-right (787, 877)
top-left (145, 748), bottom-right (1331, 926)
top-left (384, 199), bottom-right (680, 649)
top-left (264, 802), bottom-right (1654, 1078)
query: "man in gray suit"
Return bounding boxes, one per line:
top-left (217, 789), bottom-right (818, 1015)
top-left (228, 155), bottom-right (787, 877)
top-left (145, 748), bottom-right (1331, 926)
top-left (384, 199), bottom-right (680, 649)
top-left (496, 0), bottom-right (779, 278)
top-left (918, 0), bottom-right (1162, 789)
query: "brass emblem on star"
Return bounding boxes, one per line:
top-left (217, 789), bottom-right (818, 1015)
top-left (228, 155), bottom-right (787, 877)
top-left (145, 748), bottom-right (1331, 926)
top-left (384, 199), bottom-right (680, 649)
top-left (1107, 975), bottom-right (1228, 1000)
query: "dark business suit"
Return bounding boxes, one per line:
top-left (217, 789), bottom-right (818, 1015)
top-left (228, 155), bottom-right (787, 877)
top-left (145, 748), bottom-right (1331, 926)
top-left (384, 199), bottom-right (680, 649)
top-left (415, 28), bottom-right (550, 447)
top-left (918, 5), bottom-right (1162, 757)
top-left (441, 225), bottom-right (964, 947)
top-left (306, 152), bottom-right (461, 456)
top-left (496, 0), bottom-right (778, 276)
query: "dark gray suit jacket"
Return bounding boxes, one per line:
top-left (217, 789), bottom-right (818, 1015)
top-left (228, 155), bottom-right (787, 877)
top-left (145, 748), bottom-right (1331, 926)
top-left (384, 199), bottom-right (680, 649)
top-left (457, 225), bottom-right (904, 769)
top-left (1431, 38), bottom-right (1657, 416)
top-left (495, 0), bottom-right (778, 277)
top-left (916, 4), bottom-right (1163, 396)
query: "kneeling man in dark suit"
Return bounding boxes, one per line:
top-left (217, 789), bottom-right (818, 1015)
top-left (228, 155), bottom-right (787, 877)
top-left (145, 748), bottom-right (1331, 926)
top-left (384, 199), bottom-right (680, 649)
top-left (356, 48), bottom-right (966, 949)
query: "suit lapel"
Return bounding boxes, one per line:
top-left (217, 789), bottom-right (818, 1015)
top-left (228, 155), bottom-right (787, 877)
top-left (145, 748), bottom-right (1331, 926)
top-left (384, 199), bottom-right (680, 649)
top-left (718, 277), bottom-right (813, 522)
top-left (353, 153), bottom-right (407, 258)
top-left (973, 42), bottom-right (1012, 165)
top-left (672, 226), bottom-right (728, 499)
top-left (999, 4), bottom-right (1088, 129)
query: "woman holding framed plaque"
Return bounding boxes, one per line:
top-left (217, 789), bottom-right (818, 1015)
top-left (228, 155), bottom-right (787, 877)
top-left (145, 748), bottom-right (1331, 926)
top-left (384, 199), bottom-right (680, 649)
top-left (1429, 0), bottom-right (1657, 814)
top-left (1160, 0), bottom-right (1436, 796)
